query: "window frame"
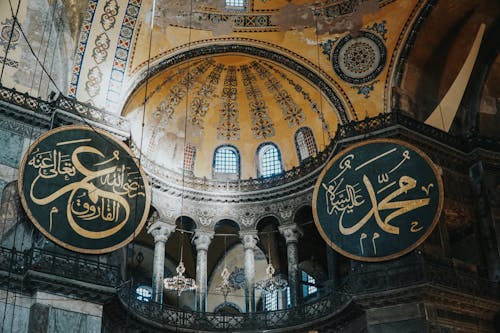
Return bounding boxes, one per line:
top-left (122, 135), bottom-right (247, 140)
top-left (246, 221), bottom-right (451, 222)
top-left (135, 285), bottom-right (153, 302)
top-left (294, 127), bottom-right (317, 162)
top-left (213, 144), bottom-right (241, 179)
top-left (256, 142), bottom-right (283, 178)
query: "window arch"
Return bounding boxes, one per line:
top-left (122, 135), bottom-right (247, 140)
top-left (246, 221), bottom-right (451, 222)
top-left (213, 145), bottom-right (240, 177)
top-left (257, 143), bottom-right (283, 178)
top-left (295, 127), bottom-right (317, 162)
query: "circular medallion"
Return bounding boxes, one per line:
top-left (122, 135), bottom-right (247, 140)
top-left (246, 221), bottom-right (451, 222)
top-left (332, 31), bottom-right (387, 84)
top-left (312, 139), bottom-right (443, 262)
top-left (18, 125), bottom-right (151, 254)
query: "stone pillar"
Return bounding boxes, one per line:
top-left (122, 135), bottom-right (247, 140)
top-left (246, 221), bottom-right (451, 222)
top-left (240, 231), bottom-right (259, 313)
top-left (193, 229), bottom-right (214, 312)
top-left (279, 224), bottom-right (302, 307)
top-left (148, 221), bottom-right (176, 304)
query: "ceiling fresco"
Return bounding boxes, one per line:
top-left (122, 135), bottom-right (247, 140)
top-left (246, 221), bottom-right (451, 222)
top-left (123, 55), bottom-right (339, 179)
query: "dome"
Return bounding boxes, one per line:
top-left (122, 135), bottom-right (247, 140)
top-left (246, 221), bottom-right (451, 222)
top-left (123, 55), bottom-right (341, 181)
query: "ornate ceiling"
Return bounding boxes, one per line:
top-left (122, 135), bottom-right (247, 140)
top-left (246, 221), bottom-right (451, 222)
top-left (123, 55), bottom-right (339, 179)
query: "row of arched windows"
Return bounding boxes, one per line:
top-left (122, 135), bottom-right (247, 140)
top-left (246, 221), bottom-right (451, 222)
top-left (183, 127), bottom-right (317, 178)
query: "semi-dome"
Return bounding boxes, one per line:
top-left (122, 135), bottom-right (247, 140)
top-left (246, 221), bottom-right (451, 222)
top-left (123, 54), bottom-right (341, 180)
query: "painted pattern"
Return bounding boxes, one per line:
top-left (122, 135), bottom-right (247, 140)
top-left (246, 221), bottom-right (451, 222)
top-left (263, 62), bottom-right (332, 139)
top-left (85, 0), bottom-right (120, 100)
top-left (69, 0), bottom-right (98, 98)
top-left (251, 61), bottom-right (305, 128)
top-left (105, 0), bottom-right (142, 110)
top-left (217, 66), bottom-right (240, 141)
top-left (147, 60), bottom-right (214, 155)
top-left (190, 63), bottom-right (224, 128)
top-left (240, 65), bottom-right (275, 139)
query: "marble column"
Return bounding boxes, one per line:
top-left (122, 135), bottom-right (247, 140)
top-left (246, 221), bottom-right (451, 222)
top-left (193, 229), bottom-right (214, 312)
top-left (279, 224), bottom-right (302, 307)
top-left (240, 231), bottom-right (259, 313)
top-left (147, 221), bottom-right (176, 304)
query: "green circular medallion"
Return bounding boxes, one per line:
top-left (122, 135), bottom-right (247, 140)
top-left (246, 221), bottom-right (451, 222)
top-left (313, 138), bottom-right (443, 262)
top-left (18, 125), bottom-right (151, 254)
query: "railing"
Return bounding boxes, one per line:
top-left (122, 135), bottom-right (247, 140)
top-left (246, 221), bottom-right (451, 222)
top-left (0, 246), bottom-right (120, 287)
top-left (117, 254), bottom-right (498, 332)
top-left (117, 286), bottom-right (350, 331)
top-left (1, 83), bottom-right (498, 195)
top-left (0, 84), bottom-right (129, 133)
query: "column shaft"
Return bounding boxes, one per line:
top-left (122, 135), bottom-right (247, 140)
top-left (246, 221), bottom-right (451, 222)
top-left (196, 248), bottom-right (208, 311)
top-left (152, 239), bottom-right (166, 303)
top-left (244, 246), bottom-right (256, 312)
top-left (286, 240), bottom-right (299, 307)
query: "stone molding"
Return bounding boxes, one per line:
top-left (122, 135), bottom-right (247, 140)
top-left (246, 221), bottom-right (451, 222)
top-left (147, 221), bottom-right (176, 243)
top-left (240, 231), bottom-right (259, 250)
top-left (193, 230), bottom-right (214, 251)
top-left (279, 224), bottom-right (303, 244)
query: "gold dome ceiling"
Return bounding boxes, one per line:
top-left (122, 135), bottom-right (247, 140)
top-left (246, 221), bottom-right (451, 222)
top-left (123, 54), bottom-right (340, 179)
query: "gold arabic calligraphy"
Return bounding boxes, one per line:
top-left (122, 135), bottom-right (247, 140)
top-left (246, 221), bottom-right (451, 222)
top-left (322, 148), bottom-right (435, 254)
top-left (28, 142), bottom-right (145, 239)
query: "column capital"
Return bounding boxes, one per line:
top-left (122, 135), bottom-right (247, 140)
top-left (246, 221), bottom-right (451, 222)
top-left (240, 231), bottom-right (259, 250)
top-left (148, 221), bottom-right (176, 243)
top-left (279, 224), bottom-right (302, 244)
top-left (193, 229), bottom-right (214, 251)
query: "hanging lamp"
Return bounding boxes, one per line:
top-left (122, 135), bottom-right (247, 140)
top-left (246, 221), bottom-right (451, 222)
top-left (164, 230), bottom-right (197, 295)
top-left (215, 236), bottom-right (233, 299)
top-left (255, 237), bottom-right (288, 293)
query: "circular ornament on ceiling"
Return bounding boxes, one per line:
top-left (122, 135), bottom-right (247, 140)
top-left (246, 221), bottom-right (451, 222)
top-left (332, 31), bottom-right (387, 85)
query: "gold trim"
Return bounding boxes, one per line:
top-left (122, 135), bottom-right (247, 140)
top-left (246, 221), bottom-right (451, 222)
top-left (312, 138), bottom-right (444, 262)
top-left (17, 125), bottom-right (151, 255)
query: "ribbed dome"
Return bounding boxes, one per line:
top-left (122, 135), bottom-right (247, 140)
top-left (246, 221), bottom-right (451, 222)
top-left (123, 55), bottom-right (340, 180)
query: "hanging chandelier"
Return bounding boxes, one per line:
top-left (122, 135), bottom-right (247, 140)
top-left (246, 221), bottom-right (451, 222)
top-left (255, 261), bottom-right (288, 293)
top-left (215, 236), bottom-right (233, 298)
top-left (164, 230), bottom-right (197, 296)
top-left (215, 266), bottom-right (232, 298)
top-left (164, 261), bottom-right (197, 296)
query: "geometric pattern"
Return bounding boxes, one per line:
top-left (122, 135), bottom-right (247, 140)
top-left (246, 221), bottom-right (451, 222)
top-left (105, 0), bottom-right (142, 110)
top-left (240, 65), bottom-right (275, 139)
top-left (69, 0), bottom-right (98, 98)
top-left (251, 61), bottom-right (305, 128)
top-left (295, 127), bottom-right (317, 161)
top-left (332, 30), bottom-right (387, 85)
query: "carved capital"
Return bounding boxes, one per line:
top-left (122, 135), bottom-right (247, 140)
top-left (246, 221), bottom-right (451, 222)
top-left (193, 230), bottom-right (214, 251)
top-left (240, 231), bottom-right (259, 250)
top-left (279, 224), bottom-right (302, 244)
top-left (148, 221), bottom-right (176, 243)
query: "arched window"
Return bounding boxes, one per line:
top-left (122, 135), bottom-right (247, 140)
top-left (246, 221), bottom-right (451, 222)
top-left (135, 285), bottom-right (153, 302)
top-left (295, 127), bottom-right (317, 162)
top-left (226, 0), bottom-right (246, 10)
top-left (264, 290), bottom-right (279, 311)
top-left (301, 271), bottom-right (317, 298)
top-left (258, 143), bottom-right (283, 178)
top-left (213, 145), bottom-right (240, 177)
top-left (183, 143), bottom-right (196, 172)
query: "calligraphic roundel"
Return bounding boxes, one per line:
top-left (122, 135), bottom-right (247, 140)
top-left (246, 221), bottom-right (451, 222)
top-left (18, 125), bottom-right (151, 254)
top-left (313, 138), bottom-right (443, 262)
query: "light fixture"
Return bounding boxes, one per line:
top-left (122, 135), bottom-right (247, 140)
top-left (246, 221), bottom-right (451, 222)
top-left (255, 237), bottom-right (288, 293)
top-left (216, 236), bottom-right (233, 299)
top-left (164, 231), bottom-right (197, 295)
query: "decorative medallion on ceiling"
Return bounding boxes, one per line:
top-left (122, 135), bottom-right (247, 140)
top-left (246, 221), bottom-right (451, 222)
top-left (323, 21), bottom-right (388, 98)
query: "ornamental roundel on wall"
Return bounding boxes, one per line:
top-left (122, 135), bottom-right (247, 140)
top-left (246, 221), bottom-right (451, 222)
top-left (312, 138), bottom-right (443, 262)
top-left (18, 125), bottom-right (151, 254)
top-left (332, 30), bottom-right (387, 85)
